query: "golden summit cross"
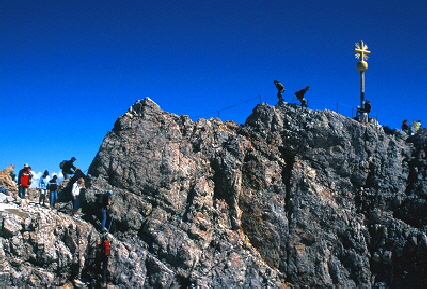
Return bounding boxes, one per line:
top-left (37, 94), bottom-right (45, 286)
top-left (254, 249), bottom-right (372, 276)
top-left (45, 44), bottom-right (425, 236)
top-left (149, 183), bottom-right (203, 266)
top-left (354, 40), bottom-right (371, 62)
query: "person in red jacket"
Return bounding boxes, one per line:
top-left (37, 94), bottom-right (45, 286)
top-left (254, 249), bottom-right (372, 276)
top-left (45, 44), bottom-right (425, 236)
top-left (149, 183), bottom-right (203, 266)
top-left (402, 119), bottom-right (410, 134)
top-left (18, 165), bottom-right (32, 199)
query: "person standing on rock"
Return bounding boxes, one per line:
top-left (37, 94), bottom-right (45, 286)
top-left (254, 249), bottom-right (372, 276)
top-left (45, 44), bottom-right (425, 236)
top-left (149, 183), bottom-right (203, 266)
top-left (71, 177), bottom-right (86, 217)
top-left (274, 80), bottom-right (285, 103)
top-left (48, 175), bottom-right (59, 209)
top-left (62, 157), bottom-right (77, 180)
top-left (362, 100), bottom-right (371, 123)
top-left (18, 165), bottom-right (32, 199)
top-left (295, 86), bottom-right (310, 107)
top-left (38, 170), bottom-right (49, 207)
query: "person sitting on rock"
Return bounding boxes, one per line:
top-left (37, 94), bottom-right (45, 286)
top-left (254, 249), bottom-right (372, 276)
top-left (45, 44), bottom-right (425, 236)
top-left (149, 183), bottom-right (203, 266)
top-left (402, 119), bottom-right (410, 134)
top-left (295, 86), bottom-right (310, 107)
top-left (413, 120), bottom-right (422, 131)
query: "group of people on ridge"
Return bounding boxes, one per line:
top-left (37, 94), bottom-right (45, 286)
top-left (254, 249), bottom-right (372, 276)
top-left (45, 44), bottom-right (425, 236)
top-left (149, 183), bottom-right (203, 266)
top-left (2, 158), bottom-right (114, 286)
top-left (274, 80), bottom-right (374, 123)
top-left (3, 157), bottom-right (84, 213)
top-left (402, 119), bottom-right (422, 135)
top-left (274, 80), bottom-right (309, 107)
top-left (2, 158), bottom-right (112, 232)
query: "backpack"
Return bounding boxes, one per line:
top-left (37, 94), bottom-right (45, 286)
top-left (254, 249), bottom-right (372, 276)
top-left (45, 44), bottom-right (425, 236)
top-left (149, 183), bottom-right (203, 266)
top-left (96, 193), bottom-right (109, 205)
top-left (20, 173), bottom-right (30, 187)
top-left (59, 160), bottom-right (67, 169)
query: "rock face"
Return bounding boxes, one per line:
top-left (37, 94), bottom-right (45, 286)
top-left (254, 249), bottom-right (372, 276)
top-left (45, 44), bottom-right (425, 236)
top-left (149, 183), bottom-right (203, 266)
top-left (0, 172), bottom-right (17, 192)
top-left (3, 97), bottom-right (427, 288)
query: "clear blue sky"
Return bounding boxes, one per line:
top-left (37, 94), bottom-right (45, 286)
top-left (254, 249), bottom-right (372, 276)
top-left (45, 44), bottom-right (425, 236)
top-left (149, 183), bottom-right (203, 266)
top-left (1, 1), bottom-right (427, 180)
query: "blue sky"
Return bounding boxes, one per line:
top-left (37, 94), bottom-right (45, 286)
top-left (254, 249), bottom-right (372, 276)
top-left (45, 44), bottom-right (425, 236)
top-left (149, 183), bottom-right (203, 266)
top-left (1, 1), bottom-right (427, 181)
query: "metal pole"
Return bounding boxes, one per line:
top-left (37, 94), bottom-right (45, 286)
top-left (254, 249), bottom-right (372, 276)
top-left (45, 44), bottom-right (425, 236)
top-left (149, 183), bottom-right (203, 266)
top-left (354, 40), bottom-right (370, 110)
top-left (360, 71), bottom-right (365, 107)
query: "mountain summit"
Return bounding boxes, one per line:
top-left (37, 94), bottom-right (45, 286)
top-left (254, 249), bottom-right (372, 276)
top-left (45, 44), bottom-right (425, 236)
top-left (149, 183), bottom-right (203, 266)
top-left (2, 98), bottom-right (427, 287)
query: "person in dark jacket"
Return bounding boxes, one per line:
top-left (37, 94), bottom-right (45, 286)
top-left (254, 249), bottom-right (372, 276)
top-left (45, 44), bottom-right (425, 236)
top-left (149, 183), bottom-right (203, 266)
top-left (48, 175), bottom-right (59, 208)
top-left (295, 86), bottom-right (310, 107)
top-left (96, 190), bottom-right (114, 232)
top-left (274, 80), bottom-right (285, 102)
top-left (364, 100), bottom-right (371, 114)
top-left (362, 100), bottom-right (371, 123)
top-left (402, 119), bottom-right (410, 134)
top-left (62, 157), bottom-right (77, 180)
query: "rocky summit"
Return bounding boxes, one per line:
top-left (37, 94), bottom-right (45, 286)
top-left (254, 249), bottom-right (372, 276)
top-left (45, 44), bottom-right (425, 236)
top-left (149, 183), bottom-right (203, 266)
top-left (2, 97), bottom-right (427, 288)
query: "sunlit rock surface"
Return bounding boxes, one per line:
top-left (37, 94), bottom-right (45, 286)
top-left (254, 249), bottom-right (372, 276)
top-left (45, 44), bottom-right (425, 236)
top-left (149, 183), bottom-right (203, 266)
top-left (2, 98), bottom-right (427, 288)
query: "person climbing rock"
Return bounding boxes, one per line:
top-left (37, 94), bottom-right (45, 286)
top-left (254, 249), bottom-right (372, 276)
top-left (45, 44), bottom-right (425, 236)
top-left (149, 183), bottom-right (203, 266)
top-left (61, 157), bottom-right (78, 180)
top-left (96, 190), bottom-right (114, 232)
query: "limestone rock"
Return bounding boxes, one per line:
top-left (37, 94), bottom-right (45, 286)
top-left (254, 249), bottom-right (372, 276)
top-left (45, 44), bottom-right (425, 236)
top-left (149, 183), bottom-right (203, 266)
top-left (3, 98), bottom-right (427, 287)
top-left (0, 172), bottom-right (17, 192)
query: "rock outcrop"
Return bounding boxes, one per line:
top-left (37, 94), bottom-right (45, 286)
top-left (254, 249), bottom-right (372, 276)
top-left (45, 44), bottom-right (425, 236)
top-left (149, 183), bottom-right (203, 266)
top-left (2, 97), bottom-right (427, 288)
top-left (0, 172), bottom-right (17, 192)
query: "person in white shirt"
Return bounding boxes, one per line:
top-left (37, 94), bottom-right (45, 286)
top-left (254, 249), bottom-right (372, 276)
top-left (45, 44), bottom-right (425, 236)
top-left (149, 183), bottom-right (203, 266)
top-left (71, 177), bottom-right (86, 217)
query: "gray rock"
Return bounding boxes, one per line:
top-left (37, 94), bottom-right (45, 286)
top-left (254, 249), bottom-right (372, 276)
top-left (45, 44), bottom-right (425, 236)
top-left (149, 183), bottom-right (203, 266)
top-left (3, 98), bottom-right (427, 287)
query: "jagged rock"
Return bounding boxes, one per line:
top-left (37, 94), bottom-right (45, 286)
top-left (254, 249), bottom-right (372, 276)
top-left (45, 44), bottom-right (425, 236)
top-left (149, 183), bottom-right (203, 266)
top-left (3, 98), bottom-right (427, 287)
top-left (0, 172), bottom-right (17, 193)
